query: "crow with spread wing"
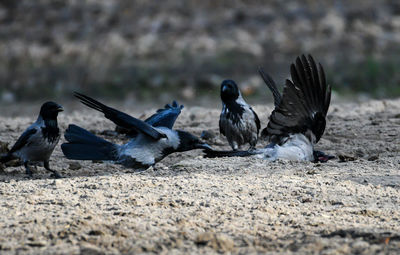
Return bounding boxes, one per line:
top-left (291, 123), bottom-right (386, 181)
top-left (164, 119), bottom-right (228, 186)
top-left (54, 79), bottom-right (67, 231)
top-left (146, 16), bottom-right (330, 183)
top-left (205, 55), bottom-right (334, 162)
top-left (61, 93), bottom-right (211, 169)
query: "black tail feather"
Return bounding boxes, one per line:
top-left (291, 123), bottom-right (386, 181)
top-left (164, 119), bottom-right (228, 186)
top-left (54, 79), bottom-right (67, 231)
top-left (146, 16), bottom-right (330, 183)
top-left (61, 124), bottom-right (117, 161)
top-left (203, 149), bottom-right (260, 158)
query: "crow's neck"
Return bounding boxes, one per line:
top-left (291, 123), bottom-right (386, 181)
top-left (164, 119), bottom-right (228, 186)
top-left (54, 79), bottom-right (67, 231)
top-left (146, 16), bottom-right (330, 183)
top-left (44, 118), bottom-right (58, 128)
top-left (40, 116), bottom-right (60, 143)
top-left (223, 99), bottom-right (245, 126)
top-left (224, 99), bottom-right (244, 115)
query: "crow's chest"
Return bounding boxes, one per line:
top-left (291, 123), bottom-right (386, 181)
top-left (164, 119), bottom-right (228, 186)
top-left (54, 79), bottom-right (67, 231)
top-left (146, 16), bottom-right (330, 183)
top-left (41, 126), bottom-right (60, 143)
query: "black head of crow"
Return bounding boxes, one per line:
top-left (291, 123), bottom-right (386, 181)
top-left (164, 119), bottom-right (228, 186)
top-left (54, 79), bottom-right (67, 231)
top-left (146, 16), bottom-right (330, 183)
top-left (221, 80), bottom-right (240, 103)
top-left (40, 101), bottom-right (64, 121)
top-left (175, 130), bottom-right (212, 152)
top-left (0, 101), bottom-right (63, 178)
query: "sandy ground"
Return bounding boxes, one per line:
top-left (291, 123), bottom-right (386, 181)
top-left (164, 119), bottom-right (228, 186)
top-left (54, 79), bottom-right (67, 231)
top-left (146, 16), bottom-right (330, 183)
top-left (0, 98), bottom-right (399, 254)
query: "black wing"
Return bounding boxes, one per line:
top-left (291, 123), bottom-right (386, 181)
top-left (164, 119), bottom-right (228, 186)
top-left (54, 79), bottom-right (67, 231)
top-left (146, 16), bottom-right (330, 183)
top-left (9, 128), bottom-right (37, 153)
top-left (219, 115), bottom-right (225, 136)
top-left (251, 108), bottom-right (261, 133)
top-left (74, 92), bottom-right (166, 140)
top-left (258, 67), bottom-right (282, 107)
top-left (261, 55), bottom-right (331, 144)
top-left (144, 101), bottom-right (183, 129)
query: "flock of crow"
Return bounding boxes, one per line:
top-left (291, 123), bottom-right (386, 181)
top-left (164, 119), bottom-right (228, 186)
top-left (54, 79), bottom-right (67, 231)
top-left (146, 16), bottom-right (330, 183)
top-left (0, 54), bottom-right (334, 178)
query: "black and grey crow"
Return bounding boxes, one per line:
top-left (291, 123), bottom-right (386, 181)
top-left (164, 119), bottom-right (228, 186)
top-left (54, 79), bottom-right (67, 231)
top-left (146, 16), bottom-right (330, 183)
top-left (219, 80), bottom-right (260, 150)
top-left (205, 55), bottom-right (333, 162)
top-left (61, 93), bottom-right (211, 169)
top-left (0, 102), bottom-right (63, 177)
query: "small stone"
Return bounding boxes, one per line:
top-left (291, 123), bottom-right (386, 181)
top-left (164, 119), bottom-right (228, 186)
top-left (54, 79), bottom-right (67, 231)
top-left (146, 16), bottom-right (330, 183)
top-left (80, 243), bottom-right (105, 255)
top-left (195, 232), bottom-right (214, 245)
top-left (26, 241), bottom-right (46, 247)
top-left (368, 155), bottom-right (379, 161)
top-left (351, 240), bottom-right (369, 250)
top-left (88, 230), bottom-right (104, 236)
top-left (69, 162), bottom-right (82, 170)
top-left (0, 141), bottom-right (9, 153)
top-left (355, 149), bottom-right (365, 157)
top-left (338, 154), bottom-right (356, 162)
top-left (195, 232), bottom-right (234, 252)
top-left (201, 130), bottom-right (215, 140)
top-left (212, 234), bottom-right (235, 252)
top-left (306, 169), bottom-right (317, 175)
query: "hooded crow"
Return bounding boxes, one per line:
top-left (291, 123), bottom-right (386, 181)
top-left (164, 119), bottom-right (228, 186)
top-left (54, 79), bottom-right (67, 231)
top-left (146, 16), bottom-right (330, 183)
top-left (0, 102), bottom-right (63, 177)
top-left (205, 55), bottom-right (333, 162)
top-left (219, 80), bottom-right (260, 150)
top-left (61, 93), bottom-right (211, 169)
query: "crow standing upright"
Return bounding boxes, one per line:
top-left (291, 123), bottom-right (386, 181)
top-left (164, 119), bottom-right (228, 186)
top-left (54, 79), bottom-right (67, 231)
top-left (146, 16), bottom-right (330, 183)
top-left (205, 55), bottom-right (333, 162)
top-left (0, 102), bottom-right (63, 177)
top-left (219, 80), bottom-right (260, 150)
top-left (61, 93), bottom-right (212, 169)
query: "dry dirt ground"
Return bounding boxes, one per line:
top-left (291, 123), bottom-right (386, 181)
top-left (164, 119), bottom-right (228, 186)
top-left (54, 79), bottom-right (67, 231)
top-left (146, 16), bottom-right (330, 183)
top-left (0, 99), bottom-right (399, 254)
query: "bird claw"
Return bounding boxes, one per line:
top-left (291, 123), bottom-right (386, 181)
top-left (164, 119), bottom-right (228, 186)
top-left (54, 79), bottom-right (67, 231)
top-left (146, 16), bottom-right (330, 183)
top-left (25, 169), bottom-right (33, 177)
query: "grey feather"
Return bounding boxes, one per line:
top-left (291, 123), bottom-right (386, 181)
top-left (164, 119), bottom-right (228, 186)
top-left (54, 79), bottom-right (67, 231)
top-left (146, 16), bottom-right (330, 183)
top-left (11, 117), bottom-right (60, 163)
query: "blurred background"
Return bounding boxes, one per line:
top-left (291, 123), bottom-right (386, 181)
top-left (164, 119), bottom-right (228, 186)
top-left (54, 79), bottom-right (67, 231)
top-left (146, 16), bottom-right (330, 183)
top-left (1, 0), bottom-right (400, 106)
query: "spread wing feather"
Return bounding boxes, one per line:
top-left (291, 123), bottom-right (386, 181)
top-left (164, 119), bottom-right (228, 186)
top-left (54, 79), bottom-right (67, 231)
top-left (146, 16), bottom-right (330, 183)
top-left (74, 92), bottom-right (166, 140)
top-left (144, 100), bottom-right (183, 129)
top-left (261, 55), bottom-right (331, 144)
top-left (258, 67), bottom-right (282, 107)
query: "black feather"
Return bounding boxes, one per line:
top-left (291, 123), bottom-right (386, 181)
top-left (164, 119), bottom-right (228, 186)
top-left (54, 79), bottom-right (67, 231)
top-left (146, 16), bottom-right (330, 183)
top-left (74, 92), bottom-right (166, 140)
top-left (9, 128), bottom-right (37, 153)
top-left (258, 67), bottom-right (282, 107)
top-left (203, 149), bottom-right (261, 158)
top-left (203, 149), bottom-right (262, 158)
top-left (144, 100), bottom-right (184, 129)
top-left (252, 108), bottom-right (261, 132)
top-left (62, 124), bottom-right (117, 161)
top-left (262, 54), bottom-right (331, 144)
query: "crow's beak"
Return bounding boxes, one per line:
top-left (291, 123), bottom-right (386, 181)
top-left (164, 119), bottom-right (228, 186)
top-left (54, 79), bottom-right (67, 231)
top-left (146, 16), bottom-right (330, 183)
top-left (313, 150), bottom-right (335, 163)
top-left (196, 143), bottom-right (213, 150)
top-left (318, 155), bottom-right (335, 163)
top-left (222, 85), bottom-right (228, 93)
top-left (57, 105), bottom-right (64, 112)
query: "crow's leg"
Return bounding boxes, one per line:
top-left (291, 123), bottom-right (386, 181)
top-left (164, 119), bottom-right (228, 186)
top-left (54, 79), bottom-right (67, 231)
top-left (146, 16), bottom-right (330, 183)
top-left (24, 162), bottom-right (33, 177)
top-left (44, 161), bottom-right (62, 178)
